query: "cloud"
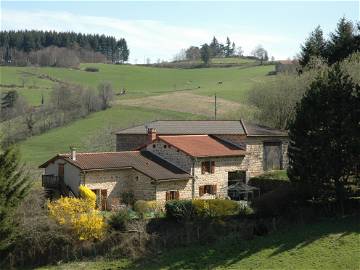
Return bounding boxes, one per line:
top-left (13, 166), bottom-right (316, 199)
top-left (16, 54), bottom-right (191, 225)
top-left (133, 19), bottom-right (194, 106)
top-left (1, 9), bottom-right (296, 62)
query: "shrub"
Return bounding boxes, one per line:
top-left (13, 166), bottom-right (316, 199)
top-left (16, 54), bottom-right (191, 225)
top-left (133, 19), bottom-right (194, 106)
top-left (48, 197), bottom-right (106, 240)
top-left (108, 209), bottom-right (130, 231)
top-left (134, 200), bottom-right (164, 218)
top-left (193, 199), bottom-right (239, 217)
top-left (251, 185), bottom-right (297, 218)
top-left (121, 191), bottom-right (135, 206)
top-left (165, 200), bottom-right (195, 221)
top-left (79, 185), bottom-right (97, 203)
top-left (84, 67), bottom-right (99, 72)
top-left (238, 204), bottom-right (254, 217)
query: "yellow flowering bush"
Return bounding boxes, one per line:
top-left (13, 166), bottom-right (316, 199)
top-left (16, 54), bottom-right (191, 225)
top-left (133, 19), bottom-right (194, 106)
top-left (192, 199), bottom-right (239, 217)
top-left (48, 196), bottom-right (106, 241)
top-left (79, 185), bottom-right (97, 203)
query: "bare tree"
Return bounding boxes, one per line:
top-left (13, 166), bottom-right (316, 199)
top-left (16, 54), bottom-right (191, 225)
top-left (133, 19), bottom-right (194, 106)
top-left (97, 81), bottom-right (114, 110)
top-left (251, 45), bottom-right (269, 64)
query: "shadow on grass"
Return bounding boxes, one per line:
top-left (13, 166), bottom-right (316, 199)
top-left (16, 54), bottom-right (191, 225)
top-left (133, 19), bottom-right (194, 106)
top-left (131, 216), bottom-right (360, 270)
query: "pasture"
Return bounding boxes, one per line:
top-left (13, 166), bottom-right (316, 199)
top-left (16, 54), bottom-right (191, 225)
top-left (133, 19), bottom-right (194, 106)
top-left (37, 216), bottom-right (360, 270)
top-left (0, 61), bottom-right (274, 165)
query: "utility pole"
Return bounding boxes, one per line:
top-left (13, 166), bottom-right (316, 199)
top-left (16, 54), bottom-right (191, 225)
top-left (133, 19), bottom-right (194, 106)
top-left (214, 93), bottom-right (217, 120)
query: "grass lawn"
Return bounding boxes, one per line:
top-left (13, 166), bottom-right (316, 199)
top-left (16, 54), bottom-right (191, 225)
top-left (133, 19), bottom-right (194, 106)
top-left (1, 63), bottom-right (274, 105)
top-left (37, 216), bottom-right (360, 270)
top-left (19, 105), bottom-right (201, 166)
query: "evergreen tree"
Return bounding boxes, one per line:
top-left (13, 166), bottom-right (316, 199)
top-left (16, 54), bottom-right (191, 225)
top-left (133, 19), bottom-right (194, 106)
top-left (327, 17), bottom-right (358, 64)
top-left (209, 36), bottom-right (220, 57)
top-left (299, 26), bottom-right (327, 67)
top-left (200, 43), bottom-right (211, 65)
top-left (225, 37), bottom-right (232, 57)
top-left (0, 146), bottom-right (31, 252)
top-left (288, 65), bottom-right (360, 213)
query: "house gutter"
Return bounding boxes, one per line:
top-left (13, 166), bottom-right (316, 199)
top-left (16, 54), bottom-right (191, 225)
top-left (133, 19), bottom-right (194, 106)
top-left (191, 157), bottom-right (197, 199)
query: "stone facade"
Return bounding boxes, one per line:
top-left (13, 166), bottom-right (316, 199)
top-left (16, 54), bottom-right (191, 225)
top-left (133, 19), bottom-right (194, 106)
top-left (146, 140), bottom-right (193, 173)
top-left (155, 179), bottom-right (193, 201)
top-left (193, 156), bottom-right (247, 198)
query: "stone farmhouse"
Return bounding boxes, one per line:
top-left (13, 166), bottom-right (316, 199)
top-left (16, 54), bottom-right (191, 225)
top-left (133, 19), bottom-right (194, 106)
top-left (40, 120), bottom-right (288, 210)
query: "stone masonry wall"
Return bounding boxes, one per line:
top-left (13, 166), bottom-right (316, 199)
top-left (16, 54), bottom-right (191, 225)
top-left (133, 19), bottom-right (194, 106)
top-left (155, 179), bottom-right (193, 201)
top-left (116, 134), bottom-right (148, 151)
top-left (193, 156), bottom-right (247, 198)
top-left (146, 140), bottom-right (194, 173)
top-left (84, 169), bottom-right (156, 208)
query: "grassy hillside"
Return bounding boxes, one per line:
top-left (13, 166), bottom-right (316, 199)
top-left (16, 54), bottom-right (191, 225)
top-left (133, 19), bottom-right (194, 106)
top-left (20, 105), bottom-right (200, 166)
top-left (37, 216), bottom-right (360, 270)
top-left (0, 63), bottom-right (274, 105)
top-left (0, 63), bottom-right (273, 166)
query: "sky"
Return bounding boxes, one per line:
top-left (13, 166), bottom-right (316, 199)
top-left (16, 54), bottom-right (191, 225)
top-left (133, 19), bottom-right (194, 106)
top-left (1, 1), bottom-right (359, 63)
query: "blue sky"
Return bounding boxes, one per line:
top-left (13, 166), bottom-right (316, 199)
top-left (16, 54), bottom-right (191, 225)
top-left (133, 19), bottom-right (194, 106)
top-left (1, 1), bottom-right (359, 63)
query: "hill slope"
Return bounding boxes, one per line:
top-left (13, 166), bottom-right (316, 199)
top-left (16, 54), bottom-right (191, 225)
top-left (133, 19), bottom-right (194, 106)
top-left (37, 216), bottom-right (360, 270)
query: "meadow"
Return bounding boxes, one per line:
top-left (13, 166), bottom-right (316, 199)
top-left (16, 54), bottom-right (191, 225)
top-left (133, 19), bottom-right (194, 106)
top-left (37, 216), bottom-right (360, 270)
top-left (0, 61), bottom-right (273, 165)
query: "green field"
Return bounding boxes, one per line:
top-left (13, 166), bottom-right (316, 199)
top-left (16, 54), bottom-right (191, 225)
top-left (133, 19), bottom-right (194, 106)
top-left (0, 62), bottom-right (274, 166)
top-left (37, 216), bottom-right (360, 270)
top-left (20, 106), bottom-right (201, 166)
top-left (0, 63), bottom-right (274, 105)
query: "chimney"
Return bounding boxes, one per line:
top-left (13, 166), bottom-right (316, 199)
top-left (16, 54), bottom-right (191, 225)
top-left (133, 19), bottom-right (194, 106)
top-left (147, 128), bottom-right (157, 145)
top-left (70, 146), bottom-right (76, 161)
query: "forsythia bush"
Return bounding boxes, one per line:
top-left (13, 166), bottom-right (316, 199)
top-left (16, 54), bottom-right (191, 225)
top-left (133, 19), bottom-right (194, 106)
top-left (79, 185), bottom-right (97, 203)
top-left (48, 196), bottom-right (106, 241)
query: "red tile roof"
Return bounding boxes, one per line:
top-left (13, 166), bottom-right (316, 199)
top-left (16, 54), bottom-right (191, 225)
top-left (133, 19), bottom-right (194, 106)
top-left (39, 151), bottom-right (191, 181)
top-left (158, 135), bottom-right (246, 158)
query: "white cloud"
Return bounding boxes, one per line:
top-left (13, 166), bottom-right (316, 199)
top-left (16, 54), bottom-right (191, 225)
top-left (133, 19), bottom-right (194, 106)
top-left (1, 9), bottom-right (296, 62)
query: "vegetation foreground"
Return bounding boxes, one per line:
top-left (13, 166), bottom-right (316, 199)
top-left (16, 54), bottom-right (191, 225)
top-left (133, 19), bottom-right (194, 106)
top-left (38, 216), bottom-right (360, 270)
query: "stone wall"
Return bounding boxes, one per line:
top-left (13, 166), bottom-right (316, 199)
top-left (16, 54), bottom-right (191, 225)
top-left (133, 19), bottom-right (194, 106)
top-left (116, 134), bottom-right (148, 151)
top-left (193, 156), bottom-right (247, 198)
top-left (146, 140), bottom-right (194, 173)
top-left (84, 168), bottom-right (156, 209)
top-left (155, 179), bottom-right (193, 201)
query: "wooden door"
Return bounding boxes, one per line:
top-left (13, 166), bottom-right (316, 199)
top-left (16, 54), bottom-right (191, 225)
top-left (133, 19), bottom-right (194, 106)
top-left (101, 189), bottom-right (108, 211)
top-left (58, 164), bottom-right (64, 180)
top-left (263, 142), bottom-right (282, 171)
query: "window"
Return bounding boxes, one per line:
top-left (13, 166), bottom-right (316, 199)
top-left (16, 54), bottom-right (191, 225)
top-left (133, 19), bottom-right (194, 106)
top-left (164, 145), bottom-right (167, 149)
top-left (166, 190), bottom-right (179, 201)
top-left (201, 161), bottom-right (215, 174)
top-left (199, 185), bottom-right (217, 196)
top-left (152, 144), bottom-right (156, 148)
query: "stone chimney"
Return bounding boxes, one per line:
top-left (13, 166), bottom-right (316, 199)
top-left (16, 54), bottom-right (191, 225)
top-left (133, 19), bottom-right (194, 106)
top-left (147, 128), bottom-right (157, 145)
top-left (70, 146), bottom-right (76, 161)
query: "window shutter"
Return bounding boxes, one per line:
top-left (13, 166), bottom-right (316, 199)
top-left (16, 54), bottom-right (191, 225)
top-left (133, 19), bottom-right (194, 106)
top-left (166, 191), bottom-right (170, 201)
top-left (199, 186), bottom-right (204, 196)
top-left (201, 162), bottom-right (205, 174)
top-left (210, 161), bottom-right (215, 174)
top-left (175, 191), bottom-right (180, 200)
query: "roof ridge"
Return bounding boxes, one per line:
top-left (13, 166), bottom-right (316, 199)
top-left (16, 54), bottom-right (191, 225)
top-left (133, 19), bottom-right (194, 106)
top-left (59, 151), bottom-right (141, 155)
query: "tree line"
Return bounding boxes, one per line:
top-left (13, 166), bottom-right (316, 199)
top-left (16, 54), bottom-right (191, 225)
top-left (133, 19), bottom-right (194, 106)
top-left (299, 17), bottom-right (360, 68)
top-left (0, 30), bottom-right (129, 65)
top-left (176, 36), bottom-right (269, 65)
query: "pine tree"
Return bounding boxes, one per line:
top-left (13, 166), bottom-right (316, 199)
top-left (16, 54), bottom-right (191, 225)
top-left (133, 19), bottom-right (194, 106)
top-left (0, 146), bottom-right (31, 251)
top-left (288, 65), bottom-right (360, 213)
top-left (225, 37), bottom-right (231, 57)
top-left (209, 36), bottom-right (220, 57)
top-left (299, 26), bottom-right (327, 67)
top-left (327, 17), bottom-right (357, 64)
